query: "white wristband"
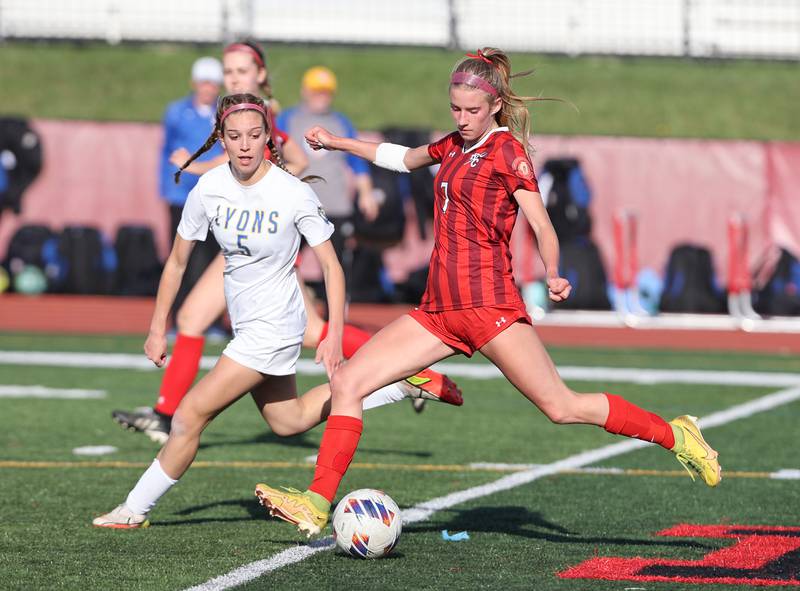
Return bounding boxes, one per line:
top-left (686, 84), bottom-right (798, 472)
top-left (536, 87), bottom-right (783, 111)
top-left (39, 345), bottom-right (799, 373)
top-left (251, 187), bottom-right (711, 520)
top-left (374, 142), bottom-right (410, 173)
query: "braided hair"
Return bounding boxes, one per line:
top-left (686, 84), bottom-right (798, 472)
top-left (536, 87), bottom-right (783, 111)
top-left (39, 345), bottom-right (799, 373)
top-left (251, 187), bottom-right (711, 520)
top-left (174, 93), bottom-right (320, 184)
top-left (174, 93), bottom-right (267, 183)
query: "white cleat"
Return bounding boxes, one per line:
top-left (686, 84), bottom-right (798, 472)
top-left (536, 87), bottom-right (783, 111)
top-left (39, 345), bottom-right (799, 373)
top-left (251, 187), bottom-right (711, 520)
top-left (92, 504), bottom-right (150, 529)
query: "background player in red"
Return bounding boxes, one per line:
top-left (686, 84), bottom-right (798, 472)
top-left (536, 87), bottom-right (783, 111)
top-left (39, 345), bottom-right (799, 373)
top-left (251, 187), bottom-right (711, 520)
top-left (112, 41), bottom-right (461, 443)
top-left (255, 47), bottom-right (722, 537)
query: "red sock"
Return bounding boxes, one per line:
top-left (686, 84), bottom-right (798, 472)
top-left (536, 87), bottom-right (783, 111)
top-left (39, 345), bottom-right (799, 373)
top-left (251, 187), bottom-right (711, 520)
top-left (309, 415), bottom-right (363, 502)
top-left (153, 333), bottom-right (205, 417)
top-left (319, 322), bottom-right (372, 359)
top-left (603, 393), bottom-right (675, 449)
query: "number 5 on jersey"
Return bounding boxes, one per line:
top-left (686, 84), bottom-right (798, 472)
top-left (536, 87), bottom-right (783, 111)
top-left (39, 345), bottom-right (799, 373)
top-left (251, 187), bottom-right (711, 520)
top-left (441, 182), bottom-right (450, 213)
top-left (237, 234), bottom-right (251, 256)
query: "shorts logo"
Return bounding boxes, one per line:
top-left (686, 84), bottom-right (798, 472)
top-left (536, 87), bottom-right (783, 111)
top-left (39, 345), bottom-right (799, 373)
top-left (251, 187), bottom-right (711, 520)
top-left (559, 523), bottom-right (800, 586)
top-left (495, 316), bottom-right (507, 328)
top-left (469, 152), bottom-right (488, 168)
top-left (512, 156), bottom-right (534, 180)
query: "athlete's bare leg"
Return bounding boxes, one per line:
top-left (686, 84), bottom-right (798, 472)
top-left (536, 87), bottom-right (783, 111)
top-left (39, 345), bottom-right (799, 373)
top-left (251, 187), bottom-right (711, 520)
top-left (249, 377), bottom-right (333, 437)
top-left (175, 254), bottom-right (227, 336)
top-left (157, 355), bottom-right (264, 478)
top-left (479, 321), bottom-right (609, 426)
top-left (299, 276), bottom-right (326, 349)
top-left (327, 315), bottom-right (457, 418)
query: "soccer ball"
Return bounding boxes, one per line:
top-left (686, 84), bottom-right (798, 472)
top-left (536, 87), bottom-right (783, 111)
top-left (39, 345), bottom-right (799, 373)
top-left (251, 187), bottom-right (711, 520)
top-left (331, 489), bottom-right (402, 559)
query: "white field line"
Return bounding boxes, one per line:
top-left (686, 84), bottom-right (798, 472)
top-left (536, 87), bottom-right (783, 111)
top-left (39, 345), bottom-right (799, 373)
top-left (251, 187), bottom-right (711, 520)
top-left (0, 351), bottom-right (157, 370)
top-left (1, 351), bottom-right (799, 387)
top-left (72, 445), bottom-right (118, 456)
top-left (183, 385), bottom-right (800, 591)
top-left (0, 385), bottom-right (106, 399)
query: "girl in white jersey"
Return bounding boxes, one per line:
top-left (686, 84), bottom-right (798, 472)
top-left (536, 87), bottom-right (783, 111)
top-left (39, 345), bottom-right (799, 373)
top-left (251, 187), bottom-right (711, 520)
top-left (111, 41), bottom-right (461, 444)
top-left (92, 94), bottom-right (441, 529)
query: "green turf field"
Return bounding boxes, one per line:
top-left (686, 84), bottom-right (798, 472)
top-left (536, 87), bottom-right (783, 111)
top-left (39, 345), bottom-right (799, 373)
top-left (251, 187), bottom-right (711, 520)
top-left (1, 333), bottom-right (799, 590)
top-left (1, 42), bottom-right (799, 140)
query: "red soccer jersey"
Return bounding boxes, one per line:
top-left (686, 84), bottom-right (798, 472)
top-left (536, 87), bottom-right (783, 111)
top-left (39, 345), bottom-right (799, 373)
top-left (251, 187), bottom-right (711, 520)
top-left (421, 127), bottom-right (539, 311)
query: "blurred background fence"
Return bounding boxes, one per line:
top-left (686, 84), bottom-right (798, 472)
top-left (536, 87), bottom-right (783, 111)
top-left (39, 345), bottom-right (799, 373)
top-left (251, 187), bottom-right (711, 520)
top-left (1, 0), bottom-right (799, 59)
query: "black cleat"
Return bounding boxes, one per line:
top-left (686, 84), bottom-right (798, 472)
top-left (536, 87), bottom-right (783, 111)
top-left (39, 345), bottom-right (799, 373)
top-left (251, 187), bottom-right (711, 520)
top-left (112, 407), bottom-right (171, 444)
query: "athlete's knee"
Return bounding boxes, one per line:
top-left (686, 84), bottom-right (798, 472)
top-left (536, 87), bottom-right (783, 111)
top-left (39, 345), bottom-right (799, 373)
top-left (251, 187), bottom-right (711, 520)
top-left (537, 389), bottom-right (581, 425)
top-left (330, 368), bottom-right (362, 402)
top-left (302, 321), bottom-right (323, 349)
top-left (170, 404), bottom-right (207, 438)
top-left (175, 303), bottom-right (208, 336)
top-left (269, 420), bottom-right (304, 437)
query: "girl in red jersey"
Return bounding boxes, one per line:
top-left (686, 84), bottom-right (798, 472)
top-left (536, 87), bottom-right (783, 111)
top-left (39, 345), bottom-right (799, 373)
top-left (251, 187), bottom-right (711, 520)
top-left (112, 41), bottom-right (462, 443)
top-left (255, 47), bottom-right (722, 537)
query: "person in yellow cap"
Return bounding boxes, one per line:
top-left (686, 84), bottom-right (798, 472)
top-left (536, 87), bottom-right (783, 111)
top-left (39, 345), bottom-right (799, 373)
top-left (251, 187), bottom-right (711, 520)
top-left (277, 66), bottom-right (378, 271)
top-left (303, 66), bottom-right (338, 97)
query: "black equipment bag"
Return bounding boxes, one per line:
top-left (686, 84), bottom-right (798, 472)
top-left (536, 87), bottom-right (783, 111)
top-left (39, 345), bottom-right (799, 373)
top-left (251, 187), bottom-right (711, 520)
top-left (754, 248), bottom-right (800, 316)
top-left (4, 224), bottom-right (54, 273)
top-left (55, 226), bottom-right (115, 294)
top-left (114, 225), bottom-right (162, 296)
top-left (0, 117), bottom-right (43, 214)
top-left (542, 158), bottom-right (592, 242)
top-left (348, 246), bottom-right (390, 303)
top-left (555, 238), bottom-right (611, 310)
top-left (659, 244), bottom-right (726, 313)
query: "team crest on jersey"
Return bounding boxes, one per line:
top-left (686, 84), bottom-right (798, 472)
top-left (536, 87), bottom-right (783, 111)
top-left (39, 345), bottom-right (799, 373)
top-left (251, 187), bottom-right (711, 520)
top-left (469, 152), bottom-right (488, 168)
top-left (512, 156), bottom-right (534, 180)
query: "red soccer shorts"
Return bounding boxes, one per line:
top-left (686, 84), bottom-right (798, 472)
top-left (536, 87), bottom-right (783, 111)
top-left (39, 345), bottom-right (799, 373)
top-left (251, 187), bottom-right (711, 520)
top-left (409, 303), bottom-right (531, 357)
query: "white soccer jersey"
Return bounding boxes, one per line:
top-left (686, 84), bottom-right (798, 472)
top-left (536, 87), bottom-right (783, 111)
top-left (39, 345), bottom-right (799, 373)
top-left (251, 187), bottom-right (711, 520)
top-left (178, 163), bottom-right (333, 347)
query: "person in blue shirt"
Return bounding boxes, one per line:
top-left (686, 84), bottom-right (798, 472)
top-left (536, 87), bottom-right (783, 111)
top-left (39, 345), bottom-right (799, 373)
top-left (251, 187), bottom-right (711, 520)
top-left (159, 56), bottom-right (225, 317)
top-left (277, 66), bottom-right (378, 264)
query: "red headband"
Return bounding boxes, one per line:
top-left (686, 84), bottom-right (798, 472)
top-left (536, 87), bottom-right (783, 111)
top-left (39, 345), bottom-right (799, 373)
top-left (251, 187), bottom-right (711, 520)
top-left (220, 102), bottom-right (268, 125)
top-left (450, 71), bottom-right (499, 97)
top-left (224, 43), bottom-right (265, 67)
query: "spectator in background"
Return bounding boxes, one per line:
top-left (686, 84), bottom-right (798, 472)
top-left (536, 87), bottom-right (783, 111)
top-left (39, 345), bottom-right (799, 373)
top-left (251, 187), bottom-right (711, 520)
top-left (277, 66), bottom-right (378, 268)
top-left (159, 57), bottom-right (224, 318)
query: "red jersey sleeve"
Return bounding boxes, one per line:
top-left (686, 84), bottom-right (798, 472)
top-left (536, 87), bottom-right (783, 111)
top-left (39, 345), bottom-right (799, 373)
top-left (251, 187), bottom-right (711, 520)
top-left (495, 136), bottom-right (539, 195)
top-left (427, 132), bottom-right (458, 163)
top-left (270, 111), bottom-right (289, 149)
top-left (264, 112), bottom-right (290, 162)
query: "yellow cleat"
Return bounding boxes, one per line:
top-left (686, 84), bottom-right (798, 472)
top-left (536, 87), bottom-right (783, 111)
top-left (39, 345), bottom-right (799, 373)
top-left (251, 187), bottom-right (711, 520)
top-left (255, 483), bottom-right (328, 537)
top-left (669, 415), bottom-right (722, 487)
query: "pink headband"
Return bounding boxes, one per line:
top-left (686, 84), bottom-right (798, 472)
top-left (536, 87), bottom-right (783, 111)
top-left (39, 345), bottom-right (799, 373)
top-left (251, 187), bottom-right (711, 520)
top-left (220, 102), bottom-right (268, 125)
top-left (450, 71), bottom-right (499, 97)
top-left (224, 43), bottom-right (265, 67)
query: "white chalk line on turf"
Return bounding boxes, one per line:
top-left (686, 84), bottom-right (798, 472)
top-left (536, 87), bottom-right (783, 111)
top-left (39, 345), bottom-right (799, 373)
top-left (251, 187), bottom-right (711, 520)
top-left (1, 351), bottom-right (799, 387)
top-left (183, 385), bottom-right (800, 591)
top-left (0, 385), bottom-right (106, 399)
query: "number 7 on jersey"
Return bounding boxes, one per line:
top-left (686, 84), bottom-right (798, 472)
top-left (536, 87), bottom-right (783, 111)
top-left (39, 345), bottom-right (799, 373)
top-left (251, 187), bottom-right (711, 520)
top-left (441, 182), bottom-right (450, 213)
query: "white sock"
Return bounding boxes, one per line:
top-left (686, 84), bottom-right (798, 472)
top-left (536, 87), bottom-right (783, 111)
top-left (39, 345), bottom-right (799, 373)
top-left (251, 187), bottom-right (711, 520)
top-left (125, 458), bottom-right (178, 515)
top-left (361, 382), bottom-right (408, 410)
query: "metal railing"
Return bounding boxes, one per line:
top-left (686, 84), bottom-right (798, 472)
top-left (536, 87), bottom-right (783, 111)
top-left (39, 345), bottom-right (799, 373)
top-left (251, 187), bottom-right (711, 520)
top-left (1, 0), bottom-right (798, 59)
